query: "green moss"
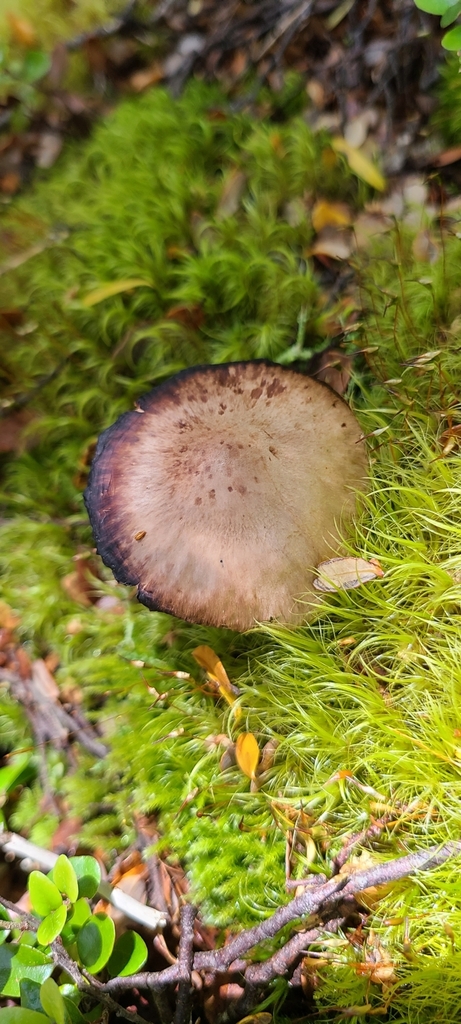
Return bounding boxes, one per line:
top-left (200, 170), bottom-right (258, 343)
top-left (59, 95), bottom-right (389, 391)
top-left (3, 80), bottom-right (461, 1020)
top-left (433, 53), bottom-right (461, 145)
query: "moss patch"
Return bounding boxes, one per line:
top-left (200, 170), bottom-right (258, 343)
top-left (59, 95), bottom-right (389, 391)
top-left (2, 81), bottom-right (461, 1020)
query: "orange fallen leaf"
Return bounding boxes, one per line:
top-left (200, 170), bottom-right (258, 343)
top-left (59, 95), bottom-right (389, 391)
top-left (192, 645), bottom-right (239, 706)
top-left (7, 13), bottom-right (36, 46)
top-left (129, 62), bottom-right (164, 92)
top-left (0, 601), bottom-right (20, 630)
top-left (432, 145), bottom-right (461, 167)
top-left (312, 199), bottom-right (351, 232)
top-left (314, 557), bottom-right (384, 592)
top-left (235, 732), bottom-right (260, 780)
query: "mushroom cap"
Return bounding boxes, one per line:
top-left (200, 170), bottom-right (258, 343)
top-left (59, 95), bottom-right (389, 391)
top-left (84, 360), bottom-right (367, 630)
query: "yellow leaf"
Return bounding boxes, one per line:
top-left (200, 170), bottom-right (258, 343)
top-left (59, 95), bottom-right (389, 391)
top-left (331, 136), bottom-right (385, 191)
top-left (312, 199), bottom-right (351, 232)
top-left (314, 557), bottom-right (384, 592)
top-left (7, 13), bottom-right (36, 46)
top-left (235, 732), bottom-right (260, 780)
top-left (192, 645), bottom-right (238, 706)
top-left (236, 1015), bottom-right (272, 1024)
top-left (81, 279), bottom-right (153, 307)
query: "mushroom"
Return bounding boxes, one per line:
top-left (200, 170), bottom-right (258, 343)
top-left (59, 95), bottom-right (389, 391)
top-left (84, 360), bottom-right (367, 631)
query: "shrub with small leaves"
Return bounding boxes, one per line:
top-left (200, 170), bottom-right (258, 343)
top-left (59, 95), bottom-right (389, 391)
top-left (413, 0), bottom-right (461, 50)
top-left (0, 854), bottom-right (148, 1023)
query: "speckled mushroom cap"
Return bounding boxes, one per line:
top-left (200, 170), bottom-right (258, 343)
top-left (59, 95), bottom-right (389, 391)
top-left (84, 360), bottom-right (367, 631)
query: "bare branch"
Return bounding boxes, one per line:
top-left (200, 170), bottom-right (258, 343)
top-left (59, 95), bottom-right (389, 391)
top-left (173, 903), bottom-right (196, 1024)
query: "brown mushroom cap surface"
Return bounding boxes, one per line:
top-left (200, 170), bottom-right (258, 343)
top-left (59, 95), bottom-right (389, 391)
top-left (85, 360), bottom-right (367, 630)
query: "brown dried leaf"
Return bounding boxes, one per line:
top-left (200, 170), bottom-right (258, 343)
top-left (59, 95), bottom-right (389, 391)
top-left (165, 304), bottom-right (204, 329)
top-left (235, 732), bottom-right (260, 780)
top-left (432, 146), bottom-right (461, 167)
top-left (314, 557), bottom-right (384, 592)
top-left (313, 347), bottom-right (352, 396)
top-left (129, 63), bottom-right (164, 92)
top-left (412, 229), bottom-right (439, 264)
top-left (0, 409), bottom-right (40, 453)
top-left (0, 601), bottom-right (20, 630)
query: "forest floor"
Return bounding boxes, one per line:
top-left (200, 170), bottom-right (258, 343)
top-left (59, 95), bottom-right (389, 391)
top-left (3, 3), bottom-right (461, 1023)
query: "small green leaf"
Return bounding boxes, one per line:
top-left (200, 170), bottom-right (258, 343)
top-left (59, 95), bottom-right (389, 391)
top-left (40, 978), bottom-right (65, 1024)
top-left (414, 0), bottom-right (459, 12)
top-left (0, 754), bottom-right (33, 796)
top-left (51, 856), bottom-right (79, 904)
top-left (20, 980), bottom-right (43, 1012)
top-left (61, 898), bottom-right (91, 945)
top-left (69, 857), bottom-right (101, 900)
top-left (21, 51), bottom-right (51, 83)
top-left (37, 905), bottom-right (67, 946)
top-left (107, 931), bottom-right (148, 978)
top-left (0, 944), bottom-right (53, 998)
top-left (0, 1010), bottom-right (51, 1024)
top-left (28, 873), bottom-right (62, 918)
top-left (442, 23), bottom-right (461, 44)
top-left (76, 913), bottom-right (115, 974)
top-left (62, 999), bottom-right (87, 1024)
top-left (0, 904), bottom-right (10, 946)
top-left (17, 933), bottom-right (37, 948)
top-left (441, 0), bottom-right (461, 25)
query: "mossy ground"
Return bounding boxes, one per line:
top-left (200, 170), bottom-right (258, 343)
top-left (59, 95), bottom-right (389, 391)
top-left (2, 78), bottom-right (461, 1021)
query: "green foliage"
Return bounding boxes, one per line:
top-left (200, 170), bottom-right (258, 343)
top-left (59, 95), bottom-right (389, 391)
top-left (76, 913), bottom-right (115, 974)
top-left (106, 931), bottom-right (147, 978)
top-left (0, 855), bottom-right (147, 1019)
top-left (0, 945), bottom-right (53, 999)
top-left (413, 0), bottom-right (461, 47)
top-left (39, 978), bottom-right (65, 1024)
top-left (433, 52), bottom-right (461, 143)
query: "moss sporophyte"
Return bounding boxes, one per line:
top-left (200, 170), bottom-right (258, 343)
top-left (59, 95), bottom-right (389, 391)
top-left (2, 80), bottom-right (461, 1020)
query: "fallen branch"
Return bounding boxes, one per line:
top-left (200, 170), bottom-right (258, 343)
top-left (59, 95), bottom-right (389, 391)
top-left (173, 903), bottom-right (196, 1024)
top-left (3, 831), bottom-right (460, 1021)
top-left (100, 840), bottom-right (461, 994)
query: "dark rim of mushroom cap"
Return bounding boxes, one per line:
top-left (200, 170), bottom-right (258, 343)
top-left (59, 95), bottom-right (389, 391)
top-left (84, 360), bottom-right (367, 631)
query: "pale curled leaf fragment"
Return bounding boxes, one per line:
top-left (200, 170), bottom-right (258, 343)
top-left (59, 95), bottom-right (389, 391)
top-left (81, 279), bottom-right (153, 307)
top-left (308, 227), bottom-right (353, 260)
top-left (216, 169), bottom-right (247, 219)
top-left (235, 732), bottom-right (260, 780)
top-left (402, 349), bottom-right (441, 367)
top-left (331, 136), bottom-right (386, 191)
top-left (314, 557), bottom-right (384, 592)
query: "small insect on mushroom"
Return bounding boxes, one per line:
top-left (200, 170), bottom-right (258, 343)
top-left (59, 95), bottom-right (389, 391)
top-left (84, 360), bottom-right (368, 631)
